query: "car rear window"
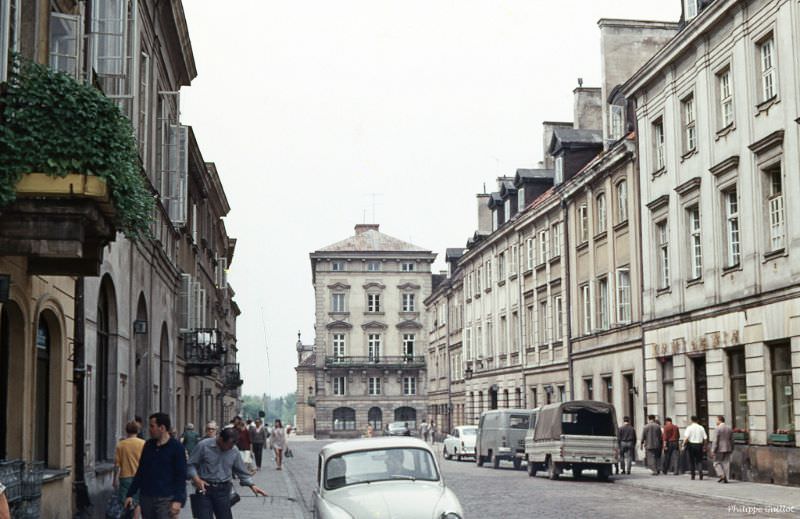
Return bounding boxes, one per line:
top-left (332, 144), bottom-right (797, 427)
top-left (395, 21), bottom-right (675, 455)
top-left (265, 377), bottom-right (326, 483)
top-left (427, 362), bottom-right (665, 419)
top-left (509, 414), bottom-right (529, 429)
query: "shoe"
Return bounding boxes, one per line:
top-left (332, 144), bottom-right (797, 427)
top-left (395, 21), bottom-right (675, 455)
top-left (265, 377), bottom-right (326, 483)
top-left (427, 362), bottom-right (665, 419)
top-left (691, 474), bottom-right (695, 480)
top-left (723, 478), bottom-right (728, 483)
top-left (718, 477), bottom-right (724, 482)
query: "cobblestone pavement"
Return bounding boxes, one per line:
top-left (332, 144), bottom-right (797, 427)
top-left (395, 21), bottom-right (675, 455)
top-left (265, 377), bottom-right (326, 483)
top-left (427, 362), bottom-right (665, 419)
top-left (182, 437), bottom-right (795, 518)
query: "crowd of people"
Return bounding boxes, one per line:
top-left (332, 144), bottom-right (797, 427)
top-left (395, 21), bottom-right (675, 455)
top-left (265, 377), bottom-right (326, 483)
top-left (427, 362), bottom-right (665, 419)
top-left (618, 414), bottom-right (733, 482)
top-left (106, 413), bottom-right (292, 519)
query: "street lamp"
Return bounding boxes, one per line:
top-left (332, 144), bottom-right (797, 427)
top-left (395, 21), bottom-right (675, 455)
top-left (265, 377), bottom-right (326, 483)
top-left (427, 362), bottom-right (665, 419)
top-left (464, 366), bottom-right (473, 380)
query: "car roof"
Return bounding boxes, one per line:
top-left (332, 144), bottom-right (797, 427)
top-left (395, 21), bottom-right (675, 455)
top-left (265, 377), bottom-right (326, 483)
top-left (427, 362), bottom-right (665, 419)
top-left (321, 436), bottom-right (432, 459)
top-left (456, 425), bottom-right (477, 429)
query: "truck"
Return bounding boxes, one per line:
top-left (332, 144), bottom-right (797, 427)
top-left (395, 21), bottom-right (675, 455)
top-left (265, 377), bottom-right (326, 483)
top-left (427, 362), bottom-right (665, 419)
top-left (476, 408), bottom-right (532, 470)
top-left (524, 400), bottom-right (619, 481)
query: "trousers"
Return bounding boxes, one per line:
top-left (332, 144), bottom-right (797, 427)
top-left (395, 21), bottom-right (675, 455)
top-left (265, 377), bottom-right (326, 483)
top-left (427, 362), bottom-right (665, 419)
top-left (139, 496), bottom-right (173, 519)
top-left (619, 441), bottom-right (634, 473)
top-left (662, 441), bottom-right (679, 474)
top-left (252, 442), bottom-right (265, 468)
top-left (713, 451), bottom-right (731, 481)
top-left (687, 443), bottom-right (704, 477)
top-left (194, 482), bottom-right (233, 519)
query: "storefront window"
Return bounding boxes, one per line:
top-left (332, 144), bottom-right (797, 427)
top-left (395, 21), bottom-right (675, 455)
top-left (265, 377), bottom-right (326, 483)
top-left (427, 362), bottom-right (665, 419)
top-left (662, 358), bottom-right (674, 421)
top-left (771, 344), bottom-right (793, 433)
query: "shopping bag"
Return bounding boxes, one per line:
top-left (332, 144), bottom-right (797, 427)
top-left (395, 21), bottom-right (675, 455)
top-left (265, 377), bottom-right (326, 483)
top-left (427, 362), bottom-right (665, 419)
top-left (105, 489), bottom-right (123, 519)
top-left (241, 450), bottom-right (257, 474)
top-left (285, 447), bottom-right (294, 458)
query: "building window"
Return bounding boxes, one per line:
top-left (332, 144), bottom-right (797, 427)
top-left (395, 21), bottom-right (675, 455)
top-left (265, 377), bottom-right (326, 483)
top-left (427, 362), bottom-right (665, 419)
top-left (465, 327), bottom-right (472, 360)
top-left (579, 204), bottom-right (589, 243)
top-left (368, 377), bottom-right (381, 396)
top-left (332, 261), bottom-right (345, 272)
top-left (759, 36), bottom-right (777, 102)
top-left (49, 13), bottom-right (81, 78)
top-left (368, 407), bottom-right (382, 430)
top-left (596, 276), bottom-right (609, 330)
top-left (609, 105), bottom-right (624, 140)
top-left (476, 266), bottom-right (482, 292)
top-left (34, 319), bottom-right (50, 463)
top-left (486, 260), bottom-right (493, 286)
top-left (332, 333), bottom-right (346, 360)
top-left (685, 0), bottom-right (700, 19)
top-left (486, 321), bottom-right (493, 356)
top-left (682, 94), bottom-right (696, 153)
top-left (616, 268), bottom-right (631, 324)
top-left (333, 377), bottom-right (346, 396)
top-left (504, 199), bottom-right (511, 221)
top-left (551, 222), bottom-right (562, 258)
top-left (403, 334), bottom-right (415, 358)
top-left (662, 358), bottom-right (675, 421)
top-left (724, 188), bottom-right (740, 267)
top-left (771, 343), bottom-right (793, 433)
top-left (585, 378), bottom-right (594, 400)
top-left (498, 252), bottom-right (506, 280)
top-left (510, 245), bottom-right (518, 274)
top-left (603, 376), bottom-right (613, 403)
top-left (553, 295), bottom-right (563, 341)
top-left (616, 180), bottom-right (628, 223)
top-left (538, 301), bottom-right (548, 344)
top-left (401, 262), bottom-right (415, 272)
top-left (718, 68), bottom-right (734, 128)
top-left (138, 50), bottom-right (151, 159)
top-left (558, 385), bottom-right (566, 403)
top-left (538, 229), bottom-right (549, 263)
top-left (526, 238), bottom-right (534, 270)
top-left (653, 119), bottom-right (665, 171)
top-left (555, 156), bottom-right (564, 184)
top-left (368, 334), bottom-right (381, 362)
top-left (367, 261), bottom-right (381, 272)
top-left (333, 407), bottom-right (356, 430)
top-left (656, 221), bottom-right (670, 289)
top-left (367, 293), bottom-right (381, 313)
top-left (596, 194), bottom-right (607, 234)
top-left (492, 210), bottom-right (499, 231)
top-left (402, 293), bottom-right (416, 312)
top-left (403, 377), bottom-right (417, 395)
top-left (581, 284), bottom-right (591, 335)
top-left (688, 206), bottom-right (702, 280)
top-left (331, 293), bottom-right (346, 313)
top-left (766, 166), bottom-right (785, 251)
top-left (518, 187), bottom-right (526, 212)
top-left (729, 348), bottom-right (748, 432)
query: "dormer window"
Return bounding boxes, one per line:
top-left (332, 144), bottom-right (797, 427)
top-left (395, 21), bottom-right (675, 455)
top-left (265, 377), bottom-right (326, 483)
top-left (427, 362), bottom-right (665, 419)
top-left (492, 210), bottom-right (499, 231)
top-left (504, 199), bottom-right (511, 220)
top-left (517, 187), bottom-right (526, 212)
top-left (685, 0), bottom-right (700, 20)
top-left (609, 105), bottom-right (624, 141)
top-left (555, 156), bottom-right (564, 184)
top-left (367, 261), bottom-right (380, 272)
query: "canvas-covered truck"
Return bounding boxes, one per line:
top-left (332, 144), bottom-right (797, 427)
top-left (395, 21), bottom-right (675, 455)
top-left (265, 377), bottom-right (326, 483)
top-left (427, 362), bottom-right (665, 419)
top-left (524, 400), bottom-right (619, 481)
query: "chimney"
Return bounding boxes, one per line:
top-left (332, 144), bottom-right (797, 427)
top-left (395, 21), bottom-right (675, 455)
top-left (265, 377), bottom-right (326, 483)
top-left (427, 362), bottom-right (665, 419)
top-left (573, 86), bottom-right (603, 130)
top-left (542, 121), bottom-right (572, 169)
top-left (476, 194), bottom-right (491, 234)
top-left (354, 224), bottom-right (379, 235)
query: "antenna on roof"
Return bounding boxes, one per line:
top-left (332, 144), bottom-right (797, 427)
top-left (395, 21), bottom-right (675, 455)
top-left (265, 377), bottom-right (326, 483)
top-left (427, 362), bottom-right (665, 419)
top-left (483, 182), bottom-right (486, 194)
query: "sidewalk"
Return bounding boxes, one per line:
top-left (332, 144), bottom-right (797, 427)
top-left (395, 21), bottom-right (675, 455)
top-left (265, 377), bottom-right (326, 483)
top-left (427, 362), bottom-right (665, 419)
top-left (614, 464), bottom-right (800, 511)
top-left (178, 455), bottom-right (305, 519)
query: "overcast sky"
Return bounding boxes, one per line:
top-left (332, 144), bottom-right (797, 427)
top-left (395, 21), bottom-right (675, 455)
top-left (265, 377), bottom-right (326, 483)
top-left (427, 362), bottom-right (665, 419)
top-left (180, 1), bottom-right (680, 398)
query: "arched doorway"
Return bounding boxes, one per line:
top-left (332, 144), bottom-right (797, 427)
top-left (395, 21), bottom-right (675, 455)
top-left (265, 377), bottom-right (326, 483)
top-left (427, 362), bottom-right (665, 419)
top-left (368, 407), bottom-right (382, 431)
top-left (332, 407), bottom-right (356, 431)
top-left (134, 293), bottom-right (149, 421)
top-left (34, 317), bottom-right (51, 463)
top-left (96, 276), bottom-right (117, 462)
top-left (394, 407), bottom-right (417, 429)
top-left (0, 301), bottom-right (25, 460)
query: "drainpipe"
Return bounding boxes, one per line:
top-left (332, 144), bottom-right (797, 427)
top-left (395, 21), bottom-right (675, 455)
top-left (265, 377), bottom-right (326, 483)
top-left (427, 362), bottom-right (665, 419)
top-left (73, 276), bottom-right (91, 517)
top-left (561, 198), bottom-right (575, 400)
top-left (445, 286), bottom-right (453, 434)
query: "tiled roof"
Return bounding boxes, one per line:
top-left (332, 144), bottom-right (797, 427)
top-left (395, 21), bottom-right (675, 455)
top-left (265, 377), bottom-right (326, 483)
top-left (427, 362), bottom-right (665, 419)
top-left (299, 353), bottom-right (316, 367)
top-left (317, 228), bottom-right (431, 253)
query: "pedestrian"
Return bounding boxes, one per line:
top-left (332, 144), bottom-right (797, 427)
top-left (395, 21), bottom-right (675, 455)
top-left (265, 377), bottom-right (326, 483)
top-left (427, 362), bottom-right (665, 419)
top-left (271, 419), bottom-right (287, 470)
top-left (617, 416), bottom-right (636, 475)
top-left (250, 419), bottom-right (268, 470)
top-left (204, 421), bottom-right (218, 439)
top-left (366, 424), bottom-right (374, 438)
top-left (641, 415), bottom-right (663, 475)
top-left (125, 413), bottom-right (187, 519)
top-left (115, 420), bottom-right (146, 519)
top-left (661, 417), bottom-right (680, 475)
top-left (430, 421), bottom-right (437, 443)
top-left (233, 416), bottom-right (251, 453)
top-left (712, 415), bottom-right (733, 483)
top-left (188, 427), bottom-right (268, 519)
top-left (181, 423), bottom-right (199, 455)
top-left (420, 420), bottom-right (429, 442)
top-left (135, 415), bottom-right (145, 440)
top-left (0, 479), bottom-right (11, 519)
top-left (682, 415), bottom-right (708, 480)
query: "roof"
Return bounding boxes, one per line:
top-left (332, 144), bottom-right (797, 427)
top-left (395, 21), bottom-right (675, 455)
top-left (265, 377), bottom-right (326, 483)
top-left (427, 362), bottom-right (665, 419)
top-left (445, 248), bottom-right (466, 261)
top-left (549, 128), bottom-right (603, 155)
top-left (320, 437), bottom-right (433, 459)
top-left (298, 353), bottom-right (316, 368)
top-left (316, 225), bottom-right (431, 254)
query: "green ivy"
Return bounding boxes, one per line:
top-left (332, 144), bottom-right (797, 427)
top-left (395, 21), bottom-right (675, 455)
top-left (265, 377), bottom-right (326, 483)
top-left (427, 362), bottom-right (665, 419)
top-left (0, 57), bottom-right (153, 239)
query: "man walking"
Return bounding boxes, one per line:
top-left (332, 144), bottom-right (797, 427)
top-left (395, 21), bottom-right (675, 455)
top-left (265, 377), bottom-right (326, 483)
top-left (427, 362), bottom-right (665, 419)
top-left (661, 417), bottom-right (680, 475)
top-left (617, 416), bottom-right (636, 475)
top-left (180, 423), bottom-right (199, 455)
top-left (125, 413), bottom-right (187, 518)
top-left (683, 415), bottom-right (708, 480)
top-left (189, 427), bottom-right (268, 519)
top-left (641, 415), bottom-right (663, 475)
top-left (712, 415), bottom-right (733, 483)
top-left (115, 420), bottom-right (146, 518)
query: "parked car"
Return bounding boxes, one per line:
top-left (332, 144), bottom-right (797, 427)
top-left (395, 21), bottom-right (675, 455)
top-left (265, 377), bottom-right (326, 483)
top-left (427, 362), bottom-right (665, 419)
top-left (385, 421), bottom-right (411, 436)
top-left (313, 436), bottom-right (464, 519)
top-left (443, 425), bottom-right (478, 461)
top-left (524, 400), bottom-right (619, 481)
top-left (475, 408), bottom-right (532, 469)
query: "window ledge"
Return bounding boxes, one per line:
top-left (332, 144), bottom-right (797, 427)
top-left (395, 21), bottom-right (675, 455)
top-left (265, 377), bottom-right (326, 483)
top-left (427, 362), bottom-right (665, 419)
top-left (484, 287), bottom-right (492, 294)
top-left (722, 263), bottom-right (742, 276)
top-left (686, 277), bottom-right (703, 288)
top-left (763, 248), bottom-right (786, 262)
top-left (509, 273), bottom-right (518, 281)
top-left (549, 255), bottom-right (561, 265)
top-left (363, 311), bottom-right (385, 316)
top-left (656, 287), bottom-right (671, 297)
top-left (576, 242), bottom-right (589, 252)
top-left (715, 123), bottom-right (736, 140)
top-left (755, 95), bottom-right (780, 116)
top-left (613, 220), bottom-right (629, 232)
top-left (652, 167), bottom-right (667, 180)
top-left (680, 147), bottom-right (698, 163)
top-left (43, 469), bottom-right (71, 483)
top-left (498, 280), bottom-right (506, 287)
top-left (535, 261), bottom-right (548, 270)
top-left (593, 231), bottom-right (608, 242)
top-left (523, 268), bottom-right (533, 276)
top-left (328, 312), bottom-right (350, 318)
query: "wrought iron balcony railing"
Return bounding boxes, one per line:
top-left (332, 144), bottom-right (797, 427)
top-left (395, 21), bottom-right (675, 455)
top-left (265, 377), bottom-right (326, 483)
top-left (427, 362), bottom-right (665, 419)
top-left (324, 355), bottom-right (426, 369)
top-left (223, 363), bottom-right (243, 390)
top-left (183, 328), bottom-right (225, 375)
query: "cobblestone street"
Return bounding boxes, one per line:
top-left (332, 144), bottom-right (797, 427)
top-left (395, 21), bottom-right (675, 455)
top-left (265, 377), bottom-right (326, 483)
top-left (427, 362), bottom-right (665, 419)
top-left (194, 437), bottom-right (800, 518)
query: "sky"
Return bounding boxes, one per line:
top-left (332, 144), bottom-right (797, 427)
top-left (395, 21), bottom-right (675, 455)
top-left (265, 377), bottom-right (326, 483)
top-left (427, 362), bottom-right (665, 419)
top-left (180, 1), bottom-right (681, 398)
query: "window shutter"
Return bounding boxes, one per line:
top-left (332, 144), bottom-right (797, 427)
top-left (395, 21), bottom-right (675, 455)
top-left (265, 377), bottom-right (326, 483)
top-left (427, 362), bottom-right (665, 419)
top-left (168, 124), bottom-right (189, 226)
top-left (49, 13), bottom-right (82, 78)
top-left (179, 274), bottom-right (192, 331)
top-left (199, 288), bottom-right (207, 329)
top-left (91, 0), bottom-right (127, 76)
top-left (190, 281), bottom-right (202, 330)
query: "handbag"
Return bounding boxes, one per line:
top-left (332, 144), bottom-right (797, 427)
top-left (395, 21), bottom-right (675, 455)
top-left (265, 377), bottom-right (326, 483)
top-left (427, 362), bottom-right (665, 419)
top-left (285, 447), bottom-right (294, 458)
top-left (105, 490), bottom-right (123, 519)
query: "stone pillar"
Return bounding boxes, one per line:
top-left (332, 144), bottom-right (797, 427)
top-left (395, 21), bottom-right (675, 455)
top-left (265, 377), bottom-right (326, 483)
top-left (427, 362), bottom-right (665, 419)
top-left (673, 354), bottom-right (688, 426)
top-left (706, 348), bottom-right (725, 421)
top-left (644, 349), bottom-right (659, 417)
top-left (745, 342), bottom-right (767, 445)
top-left (791, 336), bottom-right (800, 447)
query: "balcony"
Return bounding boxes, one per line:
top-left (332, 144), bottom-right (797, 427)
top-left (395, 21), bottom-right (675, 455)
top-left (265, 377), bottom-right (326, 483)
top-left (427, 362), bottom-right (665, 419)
top-left (324, 355), bottom-right (426, 369)
top-left (183, 328), bottom-right (225, 376)
top-left (223, 363), bottom-right (244, 390)
top-left (306, 396), bottom-right (316, 407)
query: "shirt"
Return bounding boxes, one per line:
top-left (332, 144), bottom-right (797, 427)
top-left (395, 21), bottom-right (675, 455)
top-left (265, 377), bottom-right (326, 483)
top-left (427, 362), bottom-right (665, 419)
top-left (115, 437), bottom-right (146, 478)
top-left (181, 430), bottom-right (200, 454)
top-left (271, 428), bottom-right (286, 450)
top-left (127, 437), bottom-right (187, 504)
top-left (642, 422), bottom-right (662, 449)
top-left (663, 422), bottom-right (680, 443)
top-left (236, 427), bottom-right (251, 451)
top-left (618, 423), bottom-right (636, 443)
top-left (250, 426), bottom-right (268, 445)
top-left (684, 422), bottom-right (708, 444)
top-left (187, 437), bottom-right (254, 487)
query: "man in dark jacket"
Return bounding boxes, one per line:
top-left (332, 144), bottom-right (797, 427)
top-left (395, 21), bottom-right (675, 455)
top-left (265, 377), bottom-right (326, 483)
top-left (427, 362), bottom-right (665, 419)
top-left (125, 413), bottom-right (187, 518)
top-left (617, 416), bottom-right (636, 474)
top-left (641, 415), bottom-right (663, 475)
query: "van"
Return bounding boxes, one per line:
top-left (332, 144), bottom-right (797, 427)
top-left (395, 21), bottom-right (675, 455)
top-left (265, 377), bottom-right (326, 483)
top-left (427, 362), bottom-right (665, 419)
top-left (475, 408), bottom-right (532, 469)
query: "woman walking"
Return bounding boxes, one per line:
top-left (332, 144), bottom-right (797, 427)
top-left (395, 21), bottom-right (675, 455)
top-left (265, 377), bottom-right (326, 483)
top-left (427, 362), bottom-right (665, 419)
top-left (250, 419), bottom-right (268, 470)
top-left (272, 419), bottom-right (287, 470)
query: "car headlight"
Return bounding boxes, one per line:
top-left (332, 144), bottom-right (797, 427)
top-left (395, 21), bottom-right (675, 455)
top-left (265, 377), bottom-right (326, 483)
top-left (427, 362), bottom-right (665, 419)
top-left (441, 513), bottom-right (462, 519)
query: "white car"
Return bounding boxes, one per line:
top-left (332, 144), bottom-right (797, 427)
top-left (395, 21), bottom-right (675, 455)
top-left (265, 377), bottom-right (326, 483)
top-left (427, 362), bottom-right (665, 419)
top-left (442, 426), bottom-right (477, 461)
top-left (313, 436), bottom-right (464, 519)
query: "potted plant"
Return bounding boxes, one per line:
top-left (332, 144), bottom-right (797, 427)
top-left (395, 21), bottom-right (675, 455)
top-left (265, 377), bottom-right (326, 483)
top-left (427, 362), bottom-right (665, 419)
top-left (732, 428), bottom-right (749, 444)
top-left (768, 429), bottom-right (795, 444)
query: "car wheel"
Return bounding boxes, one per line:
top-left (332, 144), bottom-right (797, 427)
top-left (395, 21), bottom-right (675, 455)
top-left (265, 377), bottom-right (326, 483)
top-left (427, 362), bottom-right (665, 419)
top-left (476, 452), bottom-right (484, 467)
top-left (513, 458), bottom-right (522, 470)
top-left (491, 452), bottom-right (500, 469)
top-left (443, 446), bottom-right (451, 460)
top-left (527, 459), bottom-right (537, 477)
top-left (597, 465), bottom-right (611, 482)
top-left (456, 450), bottom-right (462, 462)
top-left (546, 457), bottom-right (559, 480)
top-left (572, 468), bottom-right (583, 479)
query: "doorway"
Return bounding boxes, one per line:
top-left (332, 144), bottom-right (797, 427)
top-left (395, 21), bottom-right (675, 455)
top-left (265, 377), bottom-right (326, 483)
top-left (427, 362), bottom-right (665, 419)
top-left (489, 385), bottom-right (498, 410)
top-left (692, 356), bottom-right (708, 429)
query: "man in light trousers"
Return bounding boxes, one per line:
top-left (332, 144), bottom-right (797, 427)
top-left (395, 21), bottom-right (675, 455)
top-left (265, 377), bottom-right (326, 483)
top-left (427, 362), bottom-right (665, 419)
top-left (712, 415), bottom-right (733, 483)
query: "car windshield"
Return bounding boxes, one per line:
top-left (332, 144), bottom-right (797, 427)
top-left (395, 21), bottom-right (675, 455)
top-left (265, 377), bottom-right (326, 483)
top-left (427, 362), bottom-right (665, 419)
top-left (388, 423), bottom-right (406, 430)
top-left (324, 447), bottom-right (439, 490)
top-left (460, 427), bottom-right (477, 436)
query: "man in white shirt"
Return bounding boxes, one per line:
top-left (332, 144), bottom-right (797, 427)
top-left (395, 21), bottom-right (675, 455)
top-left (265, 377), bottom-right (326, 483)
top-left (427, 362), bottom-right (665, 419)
top-left (682, 415), bottom-right (708, 480)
